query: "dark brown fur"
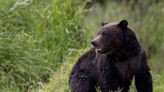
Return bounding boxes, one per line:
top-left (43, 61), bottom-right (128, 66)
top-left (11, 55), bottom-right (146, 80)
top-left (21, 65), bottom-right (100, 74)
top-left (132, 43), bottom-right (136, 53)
top-left (69, 20), bottom-right (152, 92)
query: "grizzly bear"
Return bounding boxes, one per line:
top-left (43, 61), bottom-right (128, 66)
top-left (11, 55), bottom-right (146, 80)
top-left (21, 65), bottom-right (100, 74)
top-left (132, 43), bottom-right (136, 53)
top-left (69, 20), bottom-right (152, 92)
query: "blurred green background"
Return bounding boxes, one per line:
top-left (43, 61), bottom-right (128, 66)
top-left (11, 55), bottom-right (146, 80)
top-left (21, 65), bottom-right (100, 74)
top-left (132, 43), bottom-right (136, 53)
top-left (0, 0), bottom-right (163, 92)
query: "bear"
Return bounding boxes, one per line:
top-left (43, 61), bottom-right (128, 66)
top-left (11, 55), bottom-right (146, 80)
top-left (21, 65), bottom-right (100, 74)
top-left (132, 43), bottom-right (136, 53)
top-left (69, 20), bottom-right (152, 92)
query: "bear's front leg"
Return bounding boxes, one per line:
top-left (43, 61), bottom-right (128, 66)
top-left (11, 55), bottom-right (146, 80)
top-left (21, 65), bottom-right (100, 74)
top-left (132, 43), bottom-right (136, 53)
top-left (69, 70), bottom-right (96, 92)
top-left (135, 61), bottom-right (152, 92)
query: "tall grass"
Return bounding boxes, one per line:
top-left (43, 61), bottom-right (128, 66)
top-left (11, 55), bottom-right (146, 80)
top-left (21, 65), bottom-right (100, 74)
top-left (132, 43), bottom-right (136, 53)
top-left (0, 0), bottom-right (85, 91)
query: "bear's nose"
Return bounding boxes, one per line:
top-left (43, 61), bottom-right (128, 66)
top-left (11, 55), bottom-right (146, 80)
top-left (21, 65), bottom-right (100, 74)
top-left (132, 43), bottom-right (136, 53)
top-left (91, 41), bottom-right (98, 47)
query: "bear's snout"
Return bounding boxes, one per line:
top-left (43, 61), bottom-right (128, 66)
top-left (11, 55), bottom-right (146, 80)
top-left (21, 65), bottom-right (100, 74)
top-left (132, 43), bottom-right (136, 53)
top-left (91, 35), bottom-right (102, 47)
top-left (91, 41), bottom-right (98, 47)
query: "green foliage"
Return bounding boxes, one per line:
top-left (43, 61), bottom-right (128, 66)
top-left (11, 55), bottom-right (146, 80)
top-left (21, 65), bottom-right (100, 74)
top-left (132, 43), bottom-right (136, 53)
top-left (132, 2), bottom-right (164, 56)
top-left (0, 0), bottom-right (85, 91)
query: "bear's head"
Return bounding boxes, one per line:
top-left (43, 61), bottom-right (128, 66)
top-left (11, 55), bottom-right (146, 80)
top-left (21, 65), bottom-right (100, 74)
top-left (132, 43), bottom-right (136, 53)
top-left (91, 19), bottom-right (141, 55)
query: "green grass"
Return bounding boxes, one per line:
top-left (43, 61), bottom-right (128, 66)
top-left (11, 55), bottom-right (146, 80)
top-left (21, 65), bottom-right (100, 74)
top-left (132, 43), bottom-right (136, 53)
top-left (0, 0), bottom-right (85, 91)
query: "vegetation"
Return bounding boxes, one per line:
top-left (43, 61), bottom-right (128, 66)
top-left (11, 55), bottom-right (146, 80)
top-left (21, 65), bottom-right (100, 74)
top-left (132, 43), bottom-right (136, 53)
top-left (0, 0), bottom-right (85, 91)
top-left (0, 0), bottom-right (163, 92)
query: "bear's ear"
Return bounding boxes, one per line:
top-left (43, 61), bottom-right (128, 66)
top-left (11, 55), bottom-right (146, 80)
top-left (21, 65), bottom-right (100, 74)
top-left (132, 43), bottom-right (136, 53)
top-left (101, 22), bottom-right (108, 26)
top-left (118, 19), bottom-right (128, 30)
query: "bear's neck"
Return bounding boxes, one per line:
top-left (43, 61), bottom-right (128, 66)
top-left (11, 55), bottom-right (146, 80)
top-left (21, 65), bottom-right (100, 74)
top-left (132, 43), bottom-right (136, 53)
top-left (106, 44), bottom-right (141, 62)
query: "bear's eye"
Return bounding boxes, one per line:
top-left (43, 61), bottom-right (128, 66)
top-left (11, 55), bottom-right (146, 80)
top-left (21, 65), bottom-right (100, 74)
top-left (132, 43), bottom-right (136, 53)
top-left (101, 31), bottom-right (109, 36)
top-left (101, 31), bottom-right (106, 36)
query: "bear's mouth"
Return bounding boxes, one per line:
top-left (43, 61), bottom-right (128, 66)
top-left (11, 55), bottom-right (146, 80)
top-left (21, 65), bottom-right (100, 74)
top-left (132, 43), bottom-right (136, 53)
top-left (91, 41), bottom-right (111, 54)
top-left (95, 47), bottom-right (111, 54)
top-left (95, 48), bottom-right (102, 53)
